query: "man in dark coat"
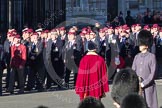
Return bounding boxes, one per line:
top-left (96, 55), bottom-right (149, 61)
top-left (46, 31), bottom-right (64, 89)
top-left (83, 32), bottom-right (90, 54)
top-left (119, 30), bottom-right (134, 67)
top-left (3, 33), bottom-right (12, 89)
top-left (63, 32), bottom-right (82, 88)
top-left (0, 41), bottom-right (5, 95)
top-left (132, 24), bottom-right (141, 57)
top-left (78, 32), bottom-right (86, 56)
top-left (59, 27), bottom-right (68, 46)
top-left (143, 11), bottom-right (152, 24)
top-left (98, 28), bottom-right (107, 59)
top-left (89, 31), bottom-right (100, 54)
top-left (105, 27), bottom-right (120, 80)
top-left (125, 10), bottom-right (134, 27)
top-left (21, 29), bottom-right (32, 85)
top-left (155, 29), bottom-right (162, 78)
top-left (26, 33), bottom-right (45, 91)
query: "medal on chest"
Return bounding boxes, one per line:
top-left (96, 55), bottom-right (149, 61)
top-left (53, 46), bottom-right (58, 52)
top-left (160, 41), bottom-right (162, 46)
top-left (73, 43), bottom-right (77, 49)
top-left (18, 50), bottom-right (22, 55)
top-left (16, 48), bottom-right (22, 56)
top-left (35, 48), bottom-right (38, 53)
top-left (112, 39), bottom-right (116, 44)
top-left (103, 42), bottom-right (106, 46)
top-left (115, 57), bottom-right (120, 65)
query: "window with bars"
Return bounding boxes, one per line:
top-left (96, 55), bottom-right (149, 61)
top-left (153, 0), bottom-right (162, 10)
top-left (88, 0), bottom-right (107, 12)
top-left (71, 0), bottom-right (93, 7)
top-left (71, 0), bottom-right (81, 7)
top-left (138, 0), bottom-right (145, 5)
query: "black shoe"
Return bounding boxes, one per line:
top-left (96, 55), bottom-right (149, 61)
top-left (57, 85), bottom-right (63, 90)
top-left (15, 86), bottom-right (19, 89)
top-left (10, 91), bottom-right (14, 94)
top-left (18, 90), bottom-right (24, 94)
top-left (46, 86), bottom-right (51, 90)
top-left (4, 86), bottom-right (8, 89)
top-left (37, 88), bottom-right (44, 92)
top-left (63, 83), bottom-right (69, 89)
top-left (24, 87), bottom-right (32, 91)
top-left (46, 86), bottom-right (53, 91)
top-left (6, 89), bottom-right (9, 92)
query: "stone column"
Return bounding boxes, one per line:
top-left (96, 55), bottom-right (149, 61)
top-left (118, 0), bottom-right (126, 16)
top-left (147, 0), bottom-right (153, 11)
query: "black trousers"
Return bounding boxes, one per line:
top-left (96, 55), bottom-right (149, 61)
top-left (46, 59), bottom-right (65, 88)
top-left (0, 65), bottom-right (3, 95)
top-left (27, 65), bottom-right (45, 90)
top-left (46, 73), bottom-right (55, 88)
top-left (64, 67), bottom-right (78, 86)
top-left (8, 67), bottom-right (24, 92)
top-left (4, 53), bottom-right (11, 88)
top-left (133, 46), bottom-right (140, 58)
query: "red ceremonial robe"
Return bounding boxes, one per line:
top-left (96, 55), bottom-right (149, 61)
top-left (75, 55), bottom-right (109, 100)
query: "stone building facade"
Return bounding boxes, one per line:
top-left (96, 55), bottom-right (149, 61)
top-left (66, 0), bottom-right (109, 24)
top-left (66, 0), bottom-right (162, 24)
top-left (118, 0), bottom-right (162, 17)
top-left (0, 0), bottom-right (66, 32)
top-left (1, 0), bottom-right (161, 33)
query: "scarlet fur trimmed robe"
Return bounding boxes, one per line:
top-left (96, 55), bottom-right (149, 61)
top-left (75, 55), bottom-right (109, 100)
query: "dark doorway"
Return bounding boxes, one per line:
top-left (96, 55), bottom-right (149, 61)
top-left (107, 0), bottom-right (118, 21)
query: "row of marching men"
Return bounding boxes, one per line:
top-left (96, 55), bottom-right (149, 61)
top-left (0, 23), bottom-right (162, 95)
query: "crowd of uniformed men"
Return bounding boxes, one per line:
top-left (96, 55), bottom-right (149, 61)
top-left (0, 22), bottom-right (162, 95)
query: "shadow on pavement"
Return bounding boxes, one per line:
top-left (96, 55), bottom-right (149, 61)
top-left (37, 105), bottom-right (49, 108)
top-left (1, 87), bottom-right (69, 97)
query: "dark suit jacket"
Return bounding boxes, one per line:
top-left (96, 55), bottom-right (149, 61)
top-left (28, 41), bottom-right (44, 68)
top-left (82, 36), bottom-right (101, 54)
top-left (21, 39), bottom-right (31, 66)
top-left (59, 34), bottom-right (68, 46)
top-left (47, 38), bottom-right (63, 60)
top-left (93, 36), bottom-right (101, 53)
top-left (119, 38), bottom-right (134, 59)
top-left (63, 39), bottom-right (82, 69)
top-left (3, 39), bottom-right (11, 65)
top-left (105, 34), bottom-right (120, 57)
top-left (155, 37), bottom-right (162, 57)
top-left (98, 37), bottom-right (107, 59)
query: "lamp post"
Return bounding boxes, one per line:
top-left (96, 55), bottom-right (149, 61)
top-left (8, 0), bottom-right (12, 29)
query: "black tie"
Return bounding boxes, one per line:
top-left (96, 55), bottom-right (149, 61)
top-left (32, 44), bottom-right (36, 50)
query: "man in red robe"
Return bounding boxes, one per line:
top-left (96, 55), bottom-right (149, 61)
top-left (75, 41), bottom-right (109, 101)
top-left (8, 35), bottom-right (26, 94)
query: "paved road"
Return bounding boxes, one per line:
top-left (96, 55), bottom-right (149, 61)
top-left (0, 80), bottom-right (162, 108)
